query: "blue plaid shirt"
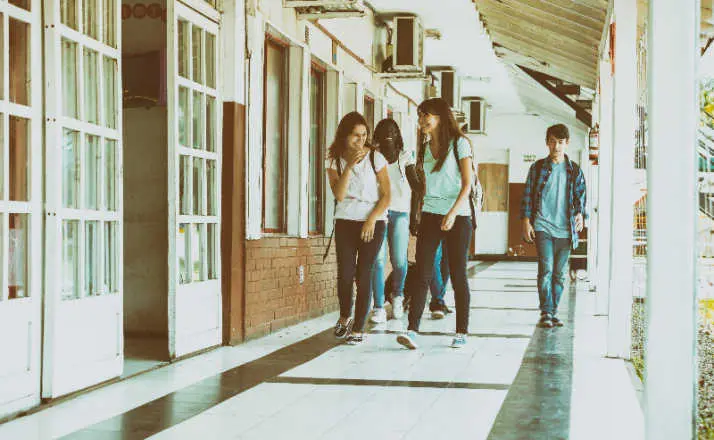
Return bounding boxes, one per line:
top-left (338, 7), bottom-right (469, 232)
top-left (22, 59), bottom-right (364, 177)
top-left (520, 155), bottom-right (587, 250)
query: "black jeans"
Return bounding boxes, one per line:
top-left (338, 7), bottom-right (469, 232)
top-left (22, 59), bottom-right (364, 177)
top-left (335, 219), bottom-right (386, 333)
top-left (409, 213), bottom-right (472, 334)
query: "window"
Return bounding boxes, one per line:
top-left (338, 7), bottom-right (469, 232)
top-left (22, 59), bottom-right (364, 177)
top-left (262, 38), bottom-right (287, 232)
top-left (309, 65), bottom-right (325, 234)
top-left (364, 94), bottom-right (375, 134)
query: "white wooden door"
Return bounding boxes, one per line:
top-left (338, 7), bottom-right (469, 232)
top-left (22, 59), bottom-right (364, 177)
top-left (167, 1), bottom-right (222, 358)
top-left (0, 0), bottom-right (43, 417)
top-left (42, 0), bottom-right (123, 398)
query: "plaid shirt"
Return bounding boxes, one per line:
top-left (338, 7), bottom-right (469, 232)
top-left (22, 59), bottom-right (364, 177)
top-left (520, 154), bottom-right (587, 250)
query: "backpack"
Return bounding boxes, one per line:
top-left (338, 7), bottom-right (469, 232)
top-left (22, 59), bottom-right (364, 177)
top-left (322, 150), bottom-right (377, 262)
top-left (452, 144), bottom-right (483, 230)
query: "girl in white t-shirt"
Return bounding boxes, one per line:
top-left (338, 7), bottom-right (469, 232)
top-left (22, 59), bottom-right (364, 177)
top-left (326, 112), bottom-right (391, 345)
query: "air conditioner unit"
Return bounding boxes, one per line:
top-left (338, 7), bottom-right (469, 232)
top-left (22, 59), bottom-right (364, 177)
top-left (440, 70), bottom-right (459, 109)
top-left (463, 97), bottom-right (486, 134)
top-left (283, 0), bottom-right (366, 19)
top-left (390, 15), bottom-right (424, 73)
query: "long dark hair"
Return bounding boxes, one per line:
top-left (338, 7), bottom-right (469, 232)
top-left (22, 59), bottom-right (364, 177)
top-left (327, 111), bottom-right (371, 161)
top-left (374, 118), bottom-right (404, 152)
top-left (417, 98), bottom-right (470, 172)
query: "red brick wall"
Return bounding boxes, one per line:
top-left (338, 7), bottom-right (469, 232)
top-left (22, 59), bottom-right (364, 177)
top-left (244, 236), bottom-right (338, 340)
top-left (243, 233), bottom-right (417, 341)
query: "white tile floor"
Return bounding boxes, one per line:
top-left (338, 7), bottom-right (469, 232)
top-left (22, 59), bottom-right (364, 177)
top-left (0, 262), bottom-right (645, 440)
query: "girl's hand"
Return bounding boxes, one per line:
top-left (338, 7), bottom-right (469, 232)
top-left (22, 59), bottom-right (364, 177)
top-left (441, 210), bottom-right (457, 231)
top-left (346, 148), bottom-right (367, 167)
top-left (361, 217), bottom-right (377, 242)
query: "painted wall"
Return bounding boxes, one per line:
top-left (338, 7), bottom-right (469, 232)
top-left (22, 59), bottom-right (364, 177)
top-left (469, 113), bottom-right (587, 254)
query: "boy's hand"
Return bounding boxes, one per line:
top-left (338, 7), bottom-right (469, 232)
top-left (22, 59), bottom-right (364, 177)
top-left (522, 219), bottom-right (536, 243)
top-left (574, 213), bottom-right (584, 233)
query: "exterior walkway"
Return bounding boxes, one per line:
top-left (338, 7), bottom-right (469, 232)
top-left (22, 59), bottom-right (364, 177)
top-left (0, 262), bottom-right (643, 440)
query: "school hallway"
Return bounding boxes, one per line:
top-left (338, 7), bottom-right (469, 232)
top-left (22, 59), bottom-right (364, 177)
top-left (0, 261), bottom-right (642, 440)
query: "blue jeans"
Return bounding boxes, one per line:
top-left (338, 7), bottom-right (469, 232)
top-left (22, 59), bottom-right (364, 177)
top-left (409, 213), bottom-right (472, 334)
top-left (430, 241), bottom-right (450, 306)
top-left (535, 231), bottom-right (571, 315)
top-left (372, 210), bottom-right (410, 307)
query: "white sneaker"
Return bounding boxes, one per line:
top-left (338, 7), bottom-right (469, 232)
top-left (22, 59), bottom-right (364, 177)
top-left (392, 296), bottom-right (404, 319)
top-left (370, 307), bottom-right (387, 324)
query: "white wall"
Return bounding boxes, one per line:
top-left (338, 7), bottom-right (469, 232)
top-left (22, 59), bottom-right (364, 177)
top-left (469, 112), bottom-right (587, 254)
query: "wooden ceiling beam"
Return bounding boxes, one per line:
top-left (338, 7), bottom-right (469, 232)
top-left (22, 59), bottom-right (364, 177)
top-left (494, 44), bottom-right (596, 87)
top-left (479, 0), bottom-right (603, 37)
top-left (488, 26), bottom-right (598, 69)
top-left (556, 84), bottom-right (582, 95)
top-left (577, 99), bottom-right (593, 110)
top-left (535, 0), bottom-right (607, 20)
top-left (518, 65), bottom-right (593, 127)
top-left (481, 14), bottom-right (599, 58)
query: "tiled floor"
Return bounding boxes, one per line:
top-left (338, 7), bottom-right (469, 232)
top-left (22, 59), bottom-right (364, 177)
top-left (0, 262), bottom-right (644, 440)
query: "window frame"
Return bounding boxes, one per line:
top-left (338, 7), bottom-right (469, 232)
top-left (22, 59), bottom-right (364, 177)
top-left (308, 61), bottom-right (326, 235)
top-left (261, 35), bottom-right (289, 233)
top-left (363, 93), bottom-right (375, 134)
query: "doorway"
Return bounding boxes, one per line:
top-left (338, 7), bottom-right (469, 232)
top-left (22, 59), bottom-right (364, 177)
top-left (121, 0), bottom-right (170, 376)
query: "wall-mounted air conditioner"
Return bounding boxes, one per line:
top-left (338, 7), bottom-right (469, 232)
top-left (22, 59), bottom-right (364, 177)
top-left (391, 15), bottom-right (424, 72)
top-left (425, 67), bottom-right (460, 109)
top-left (463, 97), bottom-right (486, 134)
top-left (283, 0), bottom-right (366, 19)
top-left (440, 70), bottom-right (459, 109)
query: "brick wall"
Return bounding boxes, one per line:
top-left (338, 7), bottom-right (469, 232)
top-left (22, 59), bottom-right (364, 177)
top-left (244, 236), bottom-right (339, 339)
top-left (243, 234), bottom-right (417, 341)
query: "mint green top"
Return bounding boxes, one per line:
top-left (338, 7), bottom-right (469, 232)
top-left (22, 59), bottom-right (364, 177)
top-left (422, 136), bottom-right (473, 216)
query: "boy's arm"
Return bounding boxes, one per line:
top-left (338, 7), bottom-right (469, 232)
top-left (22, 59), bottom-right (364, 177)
top-left (520, 163), bottom-right (536, 221)
top-left (574, 168), bottom-right (588, 220)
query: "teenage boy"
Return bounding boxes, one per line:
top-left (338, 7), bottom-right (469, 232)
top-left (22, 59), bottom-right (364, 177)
top-left (520, 124), bottom-right (587, 328)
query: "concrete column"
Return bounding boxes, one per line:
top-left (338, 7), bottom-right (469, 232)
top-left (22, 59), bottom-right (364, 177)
top-left (596, 58), bottom-right (614, 316)
top-left (606, 0), bottom-right (637, 358)
top-left (645, 0), bottom-right (699, 438)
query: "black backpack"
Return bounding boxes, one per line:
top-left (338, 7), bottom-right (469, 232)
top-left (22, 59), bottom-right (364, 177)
top-left (322, 150), bottom-right (377, 262)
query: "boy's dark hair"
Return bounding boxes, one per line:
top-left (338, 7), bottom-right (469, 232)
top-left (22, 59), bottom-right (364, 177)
top-left (545, 124), bottom-right (570, 142)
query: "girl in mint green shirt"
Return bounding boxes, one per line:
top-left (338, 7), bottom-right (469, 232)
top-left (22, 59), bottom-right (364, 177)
top-left (396, 98), bottom-right (475, 350)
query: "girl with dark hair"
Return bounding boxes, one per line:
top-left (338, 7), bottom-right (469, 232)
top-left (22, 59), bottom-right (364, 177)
top-left (368, 118), bottom-right (418, 322)
top-left (326, 111), bottom-right (391, 345)
top-left (396, 98), bottom-right (475, 350)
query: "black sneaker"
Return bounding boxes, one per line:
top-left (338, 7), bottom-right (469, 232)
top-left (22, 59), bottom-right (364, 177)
top-left (539, 313), bottom-right (554, 328)
top-left (334, 318), bottom-right (353, 338)
top-left (429, 303), bottom-right (452, 319)
top-left (551, 315), bottom-right (564, 327)
top-left (345, 333), bottom-right (364, 345)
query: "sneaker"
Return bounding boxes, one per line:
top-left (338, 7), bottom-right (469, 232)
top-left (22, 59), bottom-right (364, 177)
top-left (551, 315), bottom-right (564, 327)
top-left (539, 313), bottom-right (554, 329)
top-left (334, 318), bottom-right (353, 338)
top-left (392, 296), bottom-right (404, 319)
top-left (370, 308), bottom-right (387, 324)
top-left (431, 309), bottom-right (445, 320)
top-left (346, 333), bottom-right (364, 345)
top-left (396, 330), bottom-right (419, 350)
top-left (450, 333), bottom-right (467, 348)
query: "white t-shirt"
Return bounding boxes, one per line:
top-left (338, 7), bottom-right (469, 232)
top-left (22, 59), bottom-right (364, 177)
top-left (326, 151), bottom-right (389, 221)
top-left (386, 148), bottom-right (416, 213)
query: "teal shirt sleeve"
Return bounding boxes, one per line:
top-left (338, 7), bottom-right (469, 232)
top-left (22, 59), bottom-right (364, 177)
top-left (455, 137), bottom-right (473, 160)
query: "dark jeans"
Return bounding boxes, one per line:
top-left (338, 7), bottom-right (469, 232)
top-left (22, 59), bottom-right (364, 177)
top-left (535, 231), bottom-right (571, 315)
top-left (409, 213), bottom-right (472, 334)
top-left (335, 219), bottom-right (386, 332)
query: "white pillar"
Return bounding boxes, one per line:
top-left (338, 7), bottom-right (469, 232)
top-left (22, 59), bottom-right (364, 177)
top-left (607, 0), bottom-right (637, 359)
top-left (645, 0), bottom-right (699, 438)
top-left (597, 58), bottom-right (614, 316)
